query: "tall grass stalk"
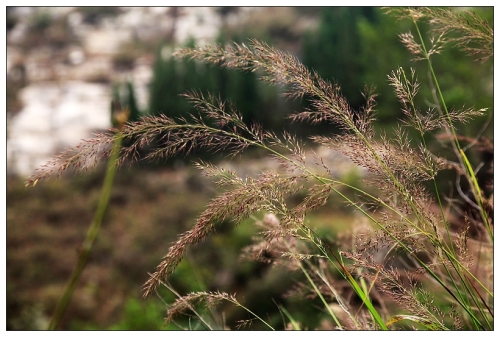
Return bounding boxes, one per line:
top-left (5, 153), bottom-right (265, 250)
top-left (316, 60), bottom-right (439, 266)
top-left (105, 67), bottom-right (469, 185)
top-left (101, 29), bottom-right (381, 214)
top-left (412, 14), bottom-right (492, 243)
top-left (408, 12), bottom-right (492, 328)
top-left (47, 130), bottom-right (123, 330)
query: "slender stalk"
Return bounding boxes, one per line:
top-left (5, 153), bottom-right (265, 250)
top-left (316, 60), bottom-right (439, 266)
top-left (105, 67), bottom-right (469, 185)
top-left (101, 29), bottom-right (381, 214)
top-left (412, 17), bottom-right (492, 242)
top-left (397, 68), bottom-right (477, 320)
top-left (279, 235), bottom-right (344, 330)
top-left (409, 18), bottom-right (492, 326)
top-left (308, 260), bottom-right (363, 329)
top-left (222, 298), bottom-right (275, 331)
top-left (278, 304), bottom-right (301, 330)
top-left (160, 279), bottom-right (216, 330)
top-left (47, 133), bottom-right (123, 330)
top-left (299, 223), bottom-right (388, 330)
top-left (297, 260), bottom-right (343, 329)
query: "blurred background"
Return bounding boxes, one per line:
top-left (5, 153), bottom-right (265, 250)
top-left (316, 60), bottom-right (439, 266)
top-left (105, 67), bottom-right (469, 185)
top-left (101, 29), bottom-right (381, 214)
top-left (6, 7), bottom-right (493, 330)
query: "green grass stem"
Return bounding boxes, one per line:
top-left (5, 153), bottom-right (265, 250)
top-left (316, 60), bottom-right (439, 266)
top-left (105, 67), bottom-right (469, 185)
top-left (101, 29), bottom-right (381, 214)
top-left (47, 133), bottom-right (123, 330)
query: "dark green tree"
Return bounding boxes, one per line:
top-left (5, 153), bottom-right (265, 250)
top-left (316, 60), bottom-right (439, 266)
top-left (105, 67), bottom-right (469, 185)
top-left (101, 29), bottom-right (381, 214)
top-left (149, 45), bottom-right (182, 118)
top-left (302, 7), bottom-right (372, 111)
top-left (149, 36), bottom-right (265, 132)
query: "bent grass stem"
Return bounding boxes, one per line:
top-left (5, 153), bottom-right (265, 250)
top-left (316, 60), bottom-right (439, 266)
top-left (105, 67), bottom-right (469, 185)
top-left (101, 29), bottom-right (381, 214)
top-left (47, 132), bottom-right (123, 330)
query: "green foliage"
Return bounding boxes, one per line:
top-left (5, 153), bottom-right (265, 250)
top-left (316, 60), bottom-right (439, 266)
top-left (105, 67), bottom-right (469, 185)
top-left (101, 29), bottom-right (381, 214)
top-left (149, 45), bottom-right (184, 118)
top-left (110, 298), bottom-right (168, 330)
top-left (356, 9), bottom-right (415, 123)
top-left (302, 8), bottom-right (371, 110)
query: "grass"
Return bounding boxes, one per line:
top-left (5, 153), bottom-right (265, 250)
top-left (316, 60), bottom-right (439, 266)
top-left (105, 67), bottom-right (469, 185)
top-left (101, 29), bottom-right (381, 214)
top-left (23, 7), bottom-right (493, 330)
top-left (47, 128), bottom-right (123, 330)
